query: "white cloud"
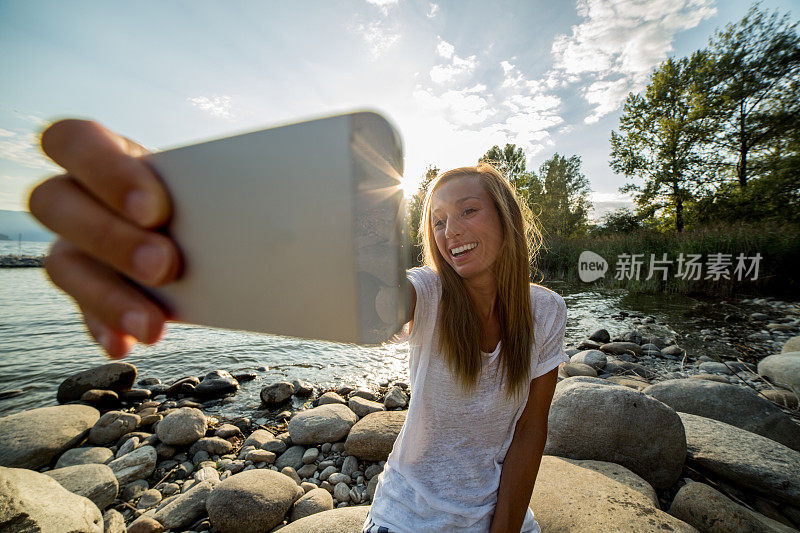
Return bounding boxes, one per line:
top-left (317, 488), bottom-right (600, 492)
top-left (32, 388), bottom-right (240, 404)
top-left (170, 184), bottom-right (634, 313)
top-left (551, 0), bottom-right (717, 122)
top-left (0, 129), bottom-right (60, 171)
top-left (430, 39), bottom-right (476, 83)
top-left (186, 95), bottom-right (233, 118)
top-left (436, 39), bottom-right (454, 59)
top-left (414, 85), bottom-right (492, 126)
top-left (427, 2), bottom-right (439, 18)
top-left (365, 0), bottom-right (400, 16)
top-left (353, 20), bottom-right (401, 59)
top-left (582, 77), bottom-right (631, 124)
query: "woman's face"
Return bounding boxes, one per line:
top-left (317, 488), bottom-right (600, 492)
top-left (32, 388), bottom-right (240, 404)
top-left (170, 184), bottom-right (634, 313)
top-left (431, 175), bottom-right (503, 281)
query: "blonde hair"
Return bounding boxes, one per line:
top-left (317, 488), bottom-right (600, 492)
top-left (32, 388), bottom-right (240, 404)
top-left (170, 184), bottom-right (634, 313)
top-left (421, 162), bottom-right (543, 403)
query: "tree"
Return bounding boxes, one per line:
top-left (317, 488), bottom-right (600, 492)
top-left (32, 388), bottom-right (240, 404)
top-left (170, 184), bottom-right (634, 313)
top-left (406, 165), bottom-right (439, 264)
top-left (590, 208), bottom-right (642, 237)
top-left (697, 4), bottom-right (800, 188)
top-left (479, 144), bottom-right (535, 203)
top-left (536, 153), bottom-right (592, 238)
top-left (611, 53), bottom-right (712, 232)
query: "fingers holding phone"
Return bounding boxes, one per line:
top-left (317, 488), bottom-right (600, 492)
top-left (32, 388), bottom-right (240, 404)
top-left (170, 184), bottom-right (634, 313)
top-left (28, 119), bottom-right (181, 358)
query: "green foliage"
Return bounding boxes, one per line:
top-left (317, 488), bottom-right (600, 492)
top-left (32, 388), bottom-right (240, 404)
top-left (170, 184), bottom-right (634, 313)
top-left (478, 144), bottom-right (535, 204)
top-left (534, 153), bottom-right (592, 239)
top-left (539, 222), bottom-right (800, 298)
top-left (611, 53), bottom-right (713, 232)
top-left (590, 208), bottom-right (642, 237)
top-left (697, 4), bottom-right (800, 187)
top-left (406, 165), bottom-right (438, 264)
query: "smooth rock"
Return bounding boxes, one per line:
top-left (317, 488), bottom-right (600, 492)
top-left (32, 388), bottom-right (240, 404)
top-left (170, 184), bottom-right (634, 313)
top-left (759, 351), bottom-right (800, 393)
top-left (679, 412), bottom-right (800, 506)
top-left (205, 469), bottom-right (298, 533)
top-left (669, 480), bottom-right (797, 532)
top-left (276, 445), bottom-right (307, 471)
top-left (56, 446), bottom-right (114, 468)
top-left (289, 487), bottom-right (334, 521)
top-left (570, 350), bottom-right (607, 370)
top-left (599, 342), bottom-right (643, 356)
top-left (189, 437), bottom-right (234, 456)
top-left (57, 362), bottom-right (137, 404)
top-left (563, 363), bottom-right (598, 377)
top-left (156, 407), bottom-right (207, 446)
top-left (588, 329), bottom-right (610, 344)
top-left (544, 381), bottom-right (685, 489)
top-left (103, 509), bottom-right (126, 533)
top-left (152, 480), bottom-right (213, 530)
top-left (348, 396), bottom-right (385, 418)
top-left (0, 404), bottom-right (99, 469)
top-left (127, 516), bottom-right (165, 533)
top-left (345, 411), bottom-right (406, 461)
top-left (383, 387), bottom-right (408, 409)
top-left (529, 456), bottom-right (696, 532)
top-left (260, 382), bottom-right (294, 405)
top-left (44, 463), bottom-right (119, 510)
top-left (193, 370), bottom-right (239, 398)
top-left (643, 379), bottom-right (800, 451)
top-left (107, 444), bottom-right (157, 485)
top-left (288, 404), bottom-right (358, 445)
top-left (88, 410), bottom-right (140, 445)
top-left (277, 506), bottom-right (371, 532)
top-left (0, 465), bottom-right (103, 532)
top-left (317, 391), bottom-right (347, 406)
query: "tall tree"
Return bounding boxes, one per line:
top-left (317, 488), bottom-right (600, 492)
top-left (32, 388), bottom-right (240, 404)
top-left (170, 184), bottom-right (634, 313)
top-left (611, 53), bottom-right (711, 232)
top-left (536, 153), bottom-right (592, 238)
top-left (479, 144), bottom-right (534, 203)
top-left (406, 165), bottom-right (439, 264)
top-left (697, 4), bottom-right (800, 187)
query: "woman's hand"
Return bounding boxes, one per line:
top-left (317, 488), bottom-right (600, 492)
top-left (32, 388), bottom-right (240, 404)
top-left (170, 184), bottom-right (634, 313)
top-left (28, 119), bottom-right (182, 359)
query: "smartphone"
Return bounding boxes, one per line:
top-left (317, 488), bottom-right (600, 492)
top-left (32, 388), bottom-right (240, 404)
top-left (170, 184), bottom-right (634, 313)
top-left (140, 110), bottom-right (412, 345)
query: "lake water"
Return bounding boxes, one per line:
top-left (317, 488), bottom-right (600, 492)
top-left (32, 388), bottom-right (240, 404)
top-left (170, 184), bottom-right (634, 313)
top-left (0, 240), bottom-right (769, 421)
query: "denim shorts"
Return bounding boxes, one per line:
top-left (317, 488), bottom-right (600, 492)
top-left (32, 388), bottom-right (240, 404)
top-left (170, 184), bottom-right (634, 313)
top-left (362, 511), bottom-right (393, 533)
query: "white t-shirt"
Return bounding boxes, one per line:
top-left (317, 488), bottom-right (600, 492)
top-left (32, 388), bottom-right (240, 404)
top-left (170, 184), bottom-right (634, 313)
top-left (365, 265), bottom-right (569, 533)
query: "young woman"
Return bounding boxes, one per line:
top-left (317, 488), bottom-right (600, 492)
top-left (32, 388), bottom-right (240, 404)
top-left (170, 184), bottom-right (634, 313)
top-left (363, 164), bottom-right (568, 532)
top-left (30, 120), bottom-right (566, 533)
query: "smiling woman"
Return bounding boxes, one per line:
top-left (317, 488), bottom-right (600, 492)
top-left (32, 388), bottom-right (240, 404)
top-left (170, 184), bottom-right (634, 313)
top-left (364, 163), bottom-right (568, 533)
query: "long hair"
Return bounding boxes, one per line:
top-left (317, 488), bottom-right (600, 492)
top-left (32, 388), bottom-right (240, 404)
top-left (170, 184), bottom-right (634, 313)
top-left (421, 163), bottom-right (543, 403)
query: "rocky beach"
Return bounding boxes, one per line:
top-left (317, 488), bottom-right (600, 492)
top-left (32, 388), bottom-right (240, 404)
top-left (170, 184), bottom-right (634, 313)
top-left (1, 297), bottom-right (799, 533)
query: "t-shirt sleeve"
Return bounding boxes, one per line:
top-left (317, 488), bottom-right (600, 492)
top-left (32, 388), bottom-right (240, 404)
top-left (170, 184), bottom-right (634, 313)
top-left (405, 266), bottom-right (441, 345)
top-left (531, 289), bottom-right (569, 379)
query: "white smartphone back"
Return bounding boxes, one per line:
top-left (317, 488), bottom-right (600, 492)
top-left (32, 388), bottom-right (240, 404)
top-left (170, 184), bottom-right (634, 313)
top-left (140, 110), bottom-right (411, 345)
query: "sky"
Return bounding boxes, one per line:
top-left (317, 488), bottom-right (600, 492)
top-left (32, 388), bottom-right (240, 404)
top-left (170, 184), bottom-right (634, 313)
top-left (1, 0), bottom-right (797, 220)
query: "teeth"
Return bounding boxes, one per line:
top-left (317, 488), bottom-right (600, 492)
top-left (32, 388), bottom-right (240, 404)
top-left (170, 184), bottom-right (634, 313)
top-left (451, 243), bottom-right (477, 255)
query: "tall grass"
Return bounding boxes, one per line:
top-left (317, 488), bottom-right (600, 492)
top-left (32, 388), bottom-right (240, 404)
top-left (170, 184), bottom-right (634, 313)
top-left (535, 222), bottom-right (800, 298)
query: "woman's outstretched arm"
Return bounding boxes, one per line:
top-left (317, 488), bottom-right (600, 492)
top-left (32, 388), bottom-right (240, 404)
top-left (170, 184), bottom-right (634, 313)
top-left (489, 365), bottom-right (559, 532)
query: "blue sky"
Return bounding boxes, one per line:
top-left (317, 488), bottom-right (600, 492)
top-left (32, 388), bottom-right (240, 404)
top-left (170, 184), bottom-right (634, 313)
top-left (1, 0), bottom-right (797, 217)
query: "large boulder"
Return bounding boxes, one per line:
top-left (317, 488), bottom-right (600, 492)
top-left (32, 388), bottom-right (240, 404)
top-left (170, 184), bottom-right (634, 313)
top-left (544, 381), bottom-right (685, 489)
top-left (759, 351), bottom-right (800, 393)
top-left (599, 342), bottom-right (643, 357)
top-left (278, 506), bottom-right (371, 533)
top-left (0, 466), bottom-right (103, 532)
top-left (679, 412), bottom-right (800, 506)
top-left (0, 404), bottom-right (99, 469)
top-left (569, 350), bottom-right (607, 371)
top-left (669, 480), bottom-right (797, 532)
top-left (529, 456), bottom-right (697, 532)
top-left (206, 470), bottom-right (298, 533)
top-left (643, 378), bottom-right (800, 451)
top-left (57, 362), bottom-right (137, 404)
top-left (44, 463), bottom-right (118, 511)
top-left (288, 404), bottom-right (358, 445)
top-left (345, 411), bottom-right (406, 461)
top-left (156, 407), bottom-right (207, 446)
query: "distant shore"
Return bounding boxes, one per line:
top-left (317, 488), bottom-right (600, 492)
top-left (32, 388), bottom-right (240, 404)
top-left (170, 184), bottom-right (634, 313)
top-left (0, 254), bottom-right (44, 267)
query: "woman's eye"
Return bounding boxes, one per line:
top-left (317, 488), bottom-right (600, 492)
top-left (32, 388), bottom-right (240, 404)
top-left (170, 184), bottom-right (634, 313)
top-left (434, 220), bottom-right (443, 227)
top-left (464, 208), bottom-right (475, 215)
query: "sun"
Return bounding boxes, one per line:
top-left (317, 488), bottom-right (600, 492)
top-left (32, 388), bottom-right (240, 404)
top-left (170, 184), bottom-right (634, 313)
top-left (399, 174), bottom-right (422, 197)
